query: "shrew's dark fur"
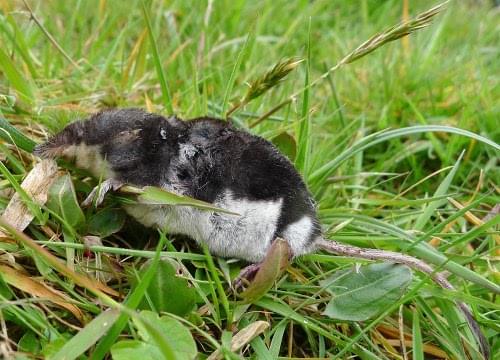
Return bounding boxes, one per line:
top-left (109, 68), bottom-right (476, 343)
top-left (34, 108), bottom-right (321, 244)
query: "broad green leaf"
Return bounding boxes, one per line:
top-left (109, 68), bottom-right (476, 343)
top-left (51, 309), bottom-right (120, 360)
top-left (136, 259), bottom-right (196, 317)
top-left (42, 337), bottom-right (68, 359)
top-left (239, 238), bottom-right (291, 303)
top-left (47, 174), bottom-right (85, 230)
top-left (111, 340), bottom-right (162, 360)
top-left (88, 208), bottom-right (126, 237)
top-left (321, 263), bottom-right (412, 321)
top-left (321, 211), bottom-right (500, 293)
top-left (133, 310), bottom-right (197, 360)
top-left (18, 331), bottom-right (40, 355)
top-left (271, 132), bottom-right (297, 161)
top-left (139, 186), bottom-right (239, 215)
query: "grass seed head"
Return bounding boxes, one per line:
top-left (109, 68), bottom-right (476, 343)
top-left (244, 57), bottom-right (303, 102)
top-left (341, 1), bottom-right (449, 65)
top-left (227, 57), bottom-right (302, 117)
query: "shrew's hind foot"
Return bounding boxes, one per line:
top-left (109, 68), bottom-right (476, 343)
top-left (232, 263), bottom-right (262, 292)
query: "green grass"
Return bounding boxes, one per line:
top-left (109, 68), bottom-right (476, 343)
top-left (1, 0), bottom-right (499, 359)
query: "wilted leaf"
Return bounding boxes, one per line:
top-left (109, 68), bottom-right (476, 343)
top-left (0, 159), bottom-right (58, 237)
top-left (136, 259), bottom-right (196, 317)
top-left (132, 310), bottom-right (197, 360)
top-left (139, 186), bottom-right (239, 215)
top-left (0, 219), bottom-right (119, 297)
top-left (0, 264), bottom-right (84, 322)
top-left (271, 132), bottom-right (296, 161)
top-left (207, 321), bottom-right (269, 360)
top-left (47, 174), bottom-right (85, 230)
top-left (321, 263), bottom-right (412, 321)
top-left (88, 208), bottom-right (126, 237)
top-left (239, 238), bottom-right (291, 303)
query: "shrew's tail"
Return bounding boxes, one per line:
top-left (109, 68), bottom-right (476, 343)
top-left (316, 238), bottom-right (490, 360)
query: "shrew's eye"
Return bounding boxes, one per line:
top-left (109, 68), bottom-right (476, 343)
top-left (177, 168), bottom-right (191, 181)
top-left (160, 128), bottom-right (167, 140)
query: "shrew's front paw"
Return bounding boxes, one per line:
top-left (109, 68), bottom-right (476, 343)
top-left (82, 178), bottom-right (124, 207)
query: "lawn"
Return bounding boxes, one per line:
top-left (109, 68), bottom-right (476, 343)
top-left (0, 0), bottom-right (499, 359)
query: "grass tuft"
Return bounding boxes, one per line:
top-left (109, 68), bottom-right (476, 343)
top-left (0, 0), bottom-right (498, 359)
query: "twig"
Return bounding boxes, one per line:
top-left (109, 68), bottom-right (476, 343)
top-left (21, 0), bottom-right (81, 71)
top-left (399, 305), bottom-right (408, 360)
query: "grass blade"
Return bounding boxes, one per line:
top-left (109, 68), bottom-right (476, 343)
top-left (21, 0), bottom-right (80, 70)
top-left (412, 308), bottom-right (424, 360)
top-left (0, 47), bottom-right (35, 104)
top-left (413, 151), bottom-right (463, 230)
top-left (51, 309), bottom-right (120, 360)
top-left (256, 1), bottom-right (449, 123)
top-left (141, 0), bottom-right (173, 113)
top-left (310, 125), bottom-right (500, 187)
top-left (322, 212), bottom-right (500, 292)
top-left (0, 14), bottom-right (39, 79)
top-left (90, 231), bottom-right (167, 360)
top-left (294, 19), bottom-right (311, 174)
top-left (221, 33), bottom-right (252, 117)
top-left (0, 115), bottom-right (37, 152)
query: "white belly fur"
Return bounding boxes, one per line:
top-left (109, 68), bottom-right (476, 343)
top-left (124, 190), bottom-right (285, 262)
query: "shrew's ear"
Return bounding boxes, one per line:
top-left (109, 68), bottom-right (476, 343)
top-left (166, 115), bottom-right (189, 130)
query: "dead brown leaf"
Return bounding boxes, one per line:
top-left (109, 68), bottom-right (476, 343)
top-left (0, 264), bottom-right (85, 323)
top-left (0, 218), bottom-right (120, 298)
top-left (239, 238), bottom-right (291, 303)
top-left (207, 321), bottom-right (269, 360)
top-left (0, 159), bottom-right (59, 237)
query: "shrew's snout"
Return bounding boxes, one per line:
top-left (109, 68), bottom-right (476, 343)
top-left (33, 120), bottom-right (86, 158)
